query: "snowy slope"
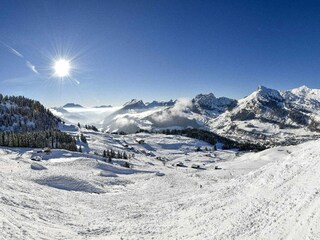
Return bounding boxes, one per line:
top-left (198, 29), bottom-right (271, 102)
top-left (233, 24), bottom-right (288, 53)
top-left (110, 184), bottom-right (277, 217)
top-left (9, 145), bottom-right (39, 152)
top-left (2, 128), bottom-right (320, 239)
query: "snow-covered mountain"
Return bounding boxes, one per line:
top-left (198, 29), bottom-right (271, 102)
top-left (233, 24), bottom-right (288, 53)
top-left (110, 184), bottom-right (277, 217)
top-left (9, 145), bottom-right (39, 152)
top-left (52, 94), bottom-right (236, 134)
top-left (122, 99), bottom-right (176, 110)
top-left (146, 100), bottom-right (176, 108)
top-left (122, 99), bottom-right (146, 110)
top-left (101, 94), bottom-right (237, 133)
top-left (51, 86), bottom-right (320, 147)
top-left (210, 86), bottom-right (320, 146)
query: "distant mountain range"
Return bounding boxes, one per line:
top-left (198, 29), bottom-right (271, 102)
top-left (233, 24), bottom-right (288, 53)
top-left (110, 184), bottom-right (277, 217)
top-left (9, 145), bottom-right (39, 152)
top-left (93, 105), bottom-right (112, 108)
top-left (51, 85), bottom-right (320, 147)
top-left (122, 99), bottom-right (175, 110)
top-left (63, 103), bottom-right (83, 108)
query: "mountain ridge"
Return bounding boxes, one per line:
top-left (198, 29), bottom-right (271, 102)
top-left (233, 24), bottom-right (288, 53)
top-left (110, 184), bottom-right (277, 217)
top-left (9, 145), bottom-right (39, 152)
top-left (51, 85), bottom-right (320, 147)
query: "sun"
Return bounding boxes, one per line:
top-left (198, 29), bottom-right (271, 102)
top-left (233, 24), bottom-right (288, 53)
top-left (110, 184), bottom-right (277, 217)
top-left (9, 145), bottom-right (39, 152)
top-left (53, 59), bottom-right (71, 77)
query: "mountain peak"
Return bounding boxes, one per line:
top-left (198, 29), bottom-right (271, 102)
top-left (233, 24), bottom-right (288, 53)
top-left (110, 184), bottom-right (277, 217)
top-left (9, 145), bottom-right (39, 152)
top-left (195, 93), bottom-right (216, 99)
top-left (289, 85), bottom-right (320, 102)
top-left (146, 100), bottom-right (176, 108)
top-left (193, 93), bottom-right (236, 114)
top-left (291, 85), bottom-right (312, 94)
top-left (124, 99), bottom-right (144, 105)
top-left (254, 86), bottom-right (283, 101)
top-left (123, 99), bottom-right (146, 109)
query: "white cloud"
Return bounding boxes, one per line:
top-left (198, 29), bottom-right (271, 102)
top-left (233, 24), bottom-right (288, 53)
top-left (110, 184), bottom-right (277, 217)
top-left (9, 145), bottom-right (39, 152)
top-left (26, 61), bottom-right (39, 74)
top-left (151, 98), bottom-right (192, 123)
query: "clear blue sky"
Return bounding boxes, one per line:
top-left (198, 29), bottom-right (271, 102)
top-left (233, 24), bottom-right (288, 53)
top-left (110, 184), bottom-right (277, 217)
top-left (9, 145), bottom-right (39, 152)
top-left (1, 0), bottom-right (320, 107)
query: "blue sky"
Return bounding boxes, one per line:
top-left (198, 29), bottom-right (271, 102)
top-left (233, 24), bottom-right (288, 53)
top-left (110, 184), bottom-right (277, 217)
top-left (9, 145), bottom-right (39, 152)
top-left (1, 0), bottom-right (320, 107)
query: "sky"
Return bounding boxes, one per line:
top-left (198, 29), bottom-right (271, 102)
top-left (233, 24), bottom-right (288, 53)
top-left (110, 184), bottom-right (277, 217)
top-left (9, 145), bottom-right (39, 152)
top-left (1, 0), bottom-right (320, 107)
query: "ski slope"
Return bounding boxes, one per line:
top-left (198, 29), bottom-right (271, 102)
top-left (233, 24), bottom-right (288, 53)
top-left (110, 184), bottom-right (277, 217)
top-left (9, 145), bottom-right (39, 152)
top-left (1, 131), bottom-right (320, 239)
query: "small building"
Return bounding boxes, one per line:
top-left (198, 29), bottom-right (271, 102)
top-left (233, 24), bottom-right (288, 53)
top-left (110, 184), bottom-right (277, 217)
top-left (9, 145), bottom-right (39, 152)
top-left (191, 164), bottom-right (200, 169)
top-left (31, 156), bottom-right (42, 161)
top-left (43, 147), bottom-right (51, 153)
top-left (175, 162), bottom-right (185, 167)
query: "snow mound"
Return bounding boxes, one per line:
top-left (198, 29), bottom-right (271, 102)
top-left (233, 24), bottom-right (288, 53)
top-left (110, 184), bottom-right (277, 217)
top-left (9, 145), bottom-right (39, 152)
top-left (31, 163), bottom-right (47, 171)
top-left (155, 171), bottom-right (165, 176)
top-left (35, 176), bottom-right (105, 193)
top-left (100, 170), bottom-right (118, 177)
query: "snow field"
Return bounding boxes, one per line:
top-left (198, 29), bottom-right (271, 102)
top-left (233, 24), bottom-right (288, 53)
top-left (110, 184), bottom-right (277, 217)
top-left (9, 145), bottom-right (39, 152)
top-left (1, 131), bottom-right (320, 239)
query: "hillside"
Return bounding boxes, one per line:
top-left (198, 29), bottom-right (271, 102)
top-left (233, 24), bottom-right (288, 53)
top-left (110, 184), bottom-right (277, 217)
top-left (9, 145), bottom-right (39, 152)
top-left (0, 94), bottom-right (60, 132)
top-left (1, 129), bottom-right (320, 239)
top-left (0, 94), bottom-right (77, 150)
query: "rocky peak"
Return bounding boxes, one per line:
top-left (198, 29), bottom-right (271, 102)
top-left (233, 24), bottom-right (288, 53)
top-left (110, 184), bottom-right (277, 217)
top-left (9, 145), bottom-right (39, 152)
top-left (193, 93), bottom-right (236, 112)
top-left (123, 99), bottom-right (146, 109)
top-left (255, 86), bottom-right (283, 102)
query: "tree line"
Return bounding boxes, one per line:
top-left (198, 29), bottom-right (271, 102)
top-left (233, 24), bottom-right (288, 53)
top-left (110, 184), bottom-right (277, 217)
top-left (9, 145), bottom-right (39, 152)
top-left (0, 130), bottom-right (77, 151)
top-left (137, 128), bottom-right (266, 151)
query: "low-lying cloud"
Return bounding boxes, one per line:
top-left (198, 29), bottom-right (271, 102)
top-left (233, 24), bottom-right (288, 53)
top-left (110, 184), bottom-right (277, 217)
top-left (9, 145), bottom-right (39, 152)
top-left (151, 98), bottom-right (193, 123)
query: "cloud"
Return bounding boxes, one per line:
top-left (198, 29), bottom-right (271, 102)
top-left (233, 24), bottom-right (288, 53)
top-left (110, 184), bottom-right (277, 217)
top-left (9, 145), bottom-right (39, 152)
top-left (0, 41), bottom-right (39, 75)
top-left (1, 75), bottom-right (41, 85)
top-left (171, 98), bottom-right (192, 115)
top-left (151, 98), bottom-right (193, 123)
top-left (0, 41), bottom-right (24, 58)
top-left (26, 61), bottom-right (39, 74)
top-left (115, 117), bottom-right (135, 127)
top-left (71, 78), bottom-right (80, 84)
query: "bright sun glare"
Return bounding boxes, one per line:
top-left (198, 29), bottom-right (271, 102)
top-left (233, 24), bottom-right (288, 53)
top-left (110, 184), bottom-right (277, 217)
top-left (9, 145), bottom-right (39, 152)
top-left (53, 59), bottom-right (71, 77)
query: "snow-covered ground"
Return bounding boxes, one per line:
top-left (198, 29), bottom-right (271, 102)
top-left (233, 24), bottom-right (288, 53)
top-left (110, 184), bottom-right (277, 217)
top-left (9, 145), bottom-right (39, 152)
top-left (1, 128), bottom-right (320, 239)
